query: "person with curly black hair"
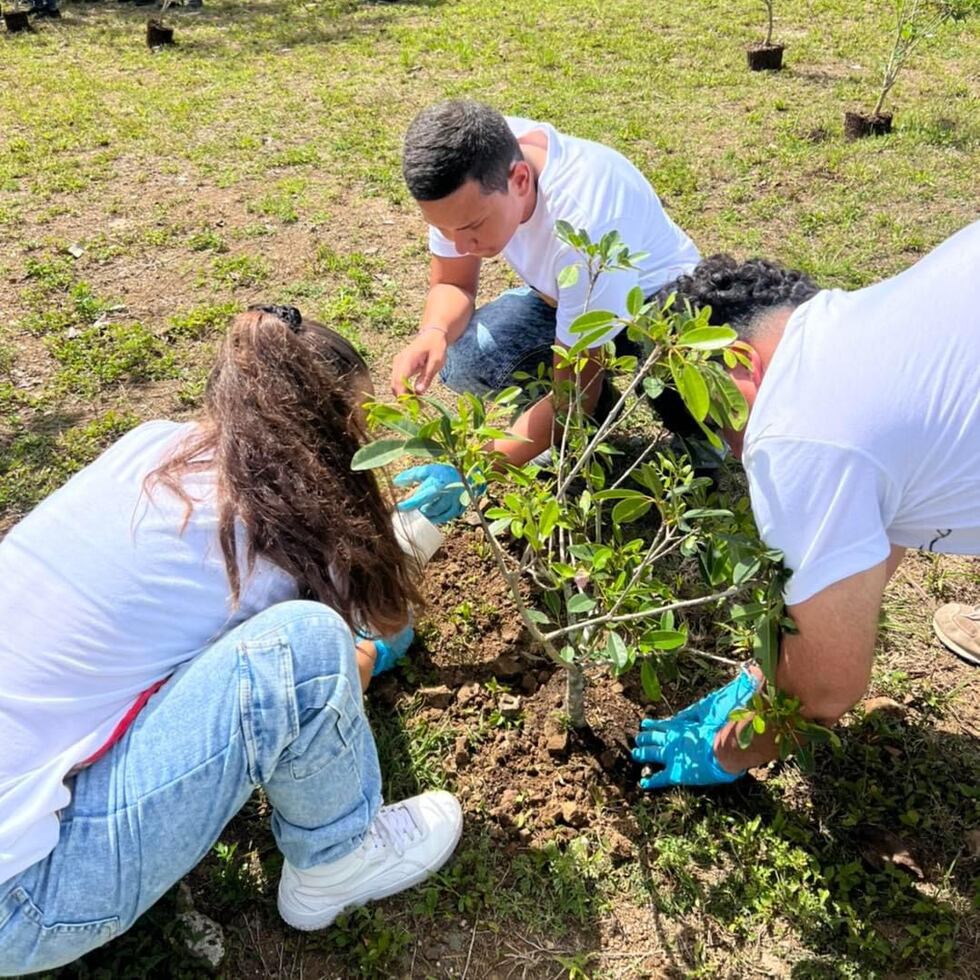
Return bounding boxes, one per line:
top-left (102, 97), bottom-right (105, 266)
top-left (632, 222), bottom-right (980, 790)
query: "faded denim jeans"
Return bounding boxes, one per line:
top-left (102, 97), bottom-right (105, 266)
top-left (0, 600), bottom-right (381, 976)
top-left (441, 286), bottom-right (701, 441)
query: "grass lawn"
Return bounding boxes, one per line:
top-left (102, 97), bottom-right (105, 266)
top-left (2, 0), bottom-right (979, 976)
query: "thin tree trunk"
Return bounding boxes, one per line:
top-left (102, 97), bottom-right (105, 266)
top-left (565, 662), bottom-right (586, 729)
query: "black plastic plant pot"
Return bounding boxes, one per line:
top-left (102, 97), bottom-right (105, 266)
top-left (746, 44), bottom-right (784, 71)
top-left (146, 17), bottom-right (174, 47)
top-left (843, 111), bottom-right (893, 140)
top-left (3, 9), bottom-right (32, 31)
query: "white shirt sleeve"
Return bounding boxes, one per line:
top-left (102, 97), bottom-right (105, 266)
top-left (554, 223), bottom-right (641, 348)
top-left (428, 225), bottom-right (463, 259)
top-left (744, 437), bottom-right (896, 606)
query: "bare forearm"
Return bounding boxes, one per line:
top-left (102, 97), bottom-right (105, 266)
top-left (491, 396), bottom-right (556, 465)
top-left (421, 284), bottom-right (476, 345)
top-left (714, 594), bottom-right (878, 774)
top-left (356, 639), bottom-right (376, 692)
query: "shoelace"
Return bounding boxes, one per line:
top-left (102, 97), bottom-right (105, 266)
top-left (364, 803), bottom-right (422, 856)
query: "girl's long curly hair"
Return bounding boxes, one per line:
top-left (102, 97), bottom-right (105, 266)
top-left (148, 307), bottom-right (420, 636)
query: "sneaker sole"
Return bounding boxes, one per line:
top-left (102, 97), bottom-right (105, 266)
top-left (933, 622), bottom-right (980, 668)
top-left (277, 818), bottom-right (463, 931)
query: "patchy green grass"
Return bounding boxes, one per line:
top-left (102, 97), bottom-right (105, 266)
top-left (2, 0), bottom-right (978, 976)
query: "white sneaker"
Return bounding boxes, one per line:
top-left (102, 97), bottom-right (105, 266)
top-left (277, 790), bottom-right (463, 931)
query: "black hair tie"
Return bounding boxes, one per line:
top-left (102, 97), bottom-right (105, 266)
top-left (250, 304), bottom-right (302, 334)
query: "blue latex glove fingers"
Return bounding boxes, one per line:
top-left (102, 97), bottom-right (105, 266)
top-left (639, 717), bottom-right (677, 732)
top-left (633, 728), bottom-right (670, 760)
top-left (420, 493), bottom-right (463, 525)
top-left (394, 464), bottom-right (466, 525)
top-left (395, 474), bottom-right (449, 511)
top-left (392, 464), bottom-right (442, 490)
top-left (639, 769), bottom-right (676, 792)
top-left (633, 722), bottom-right (744, 790)
top-left (371, 624), bottom-right (415, 676)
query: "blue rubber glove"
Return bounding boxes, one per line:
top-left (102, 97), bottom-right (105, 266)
top-left (660, 668), bottom-right (759, 727)
top-left (394, 464), bottom-right (484, 526)
top-left (631, 669), bottom-right (758, 790)
top-left (632, 720), bottom-right (744, 789)
top-left (364, 623), bottom-right (414, 677)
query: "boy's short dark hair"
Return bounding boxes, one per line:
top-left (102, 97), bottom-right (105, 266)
top-left (656, 255), bottom-right (821, 339)
top-left (402, 100), bottom-right (523, 202)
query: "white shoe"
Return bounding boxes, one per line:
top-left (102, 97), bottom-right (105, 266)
top-left (277, 790), bottom-right (463, 931)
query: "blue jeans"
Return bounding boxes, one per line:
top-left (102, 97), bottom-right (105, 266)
top-left (440, 287), bottom-right (557, 396)
top-left (440, 286), bottom-right (700, 440)
top-left (0, 600), bottom-right (381, 976)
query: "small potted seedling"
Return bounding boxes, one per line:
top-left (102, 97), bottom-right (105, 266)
top-left (2, 3), bottom-right (32, 32)
top-left (747, 0), bottom-right (784, 71)
top-left (145, 15), bottom-right (174, 48)
top-left (845, 0), bottom-right (973, 139)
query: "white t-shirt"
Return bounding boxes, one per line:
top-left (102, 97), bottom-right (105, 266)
top-left (744, 220), bottom-right (980, 606)
top-left (428, 116), bottom-right (701, 346)
top-left (0, 421), bottom-right (297, 887)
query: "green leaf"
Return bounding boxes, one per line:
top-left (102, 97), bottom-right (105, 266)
top-left (568, 309), bottom-right (616, 335)
top-left (558, 644), bottom-right (576, 665)
top-left (695, 416), bottom-right (725, 450)
top-left (567, 593), bottom-right (596, 614)
top-left (554, 220), bottom-right (576, 244)
top-left (753, 618), bottom-right (779, 682)
top-left (494, 386), bottom-right (523, 407)
top-left (674, 361), bottom-right (710, 422)
top-left (677, 326), bottom-right (737, 350)
top-left (736, 722), bottom-right (756, 749)
top-left (612, 496), bottom-right (653, 524)
top-left (525, 608), bottom-right (550, 625)
top-left (557, 264), bottom-right (580, 289)
top-left (568, 326), bottom-right (618, 358)
top-left (642, 375), bottom-right (665, 400)
top-left (733, 557), bottom-right (762, 585)
top-left (752, 714), bottom-right (766, 734)
top-left (593, 488), bottom-right (648, 502)
top-left (604, 631), bottom-right (629, 671)
top-left (538, 497), bottom-right (561, 538)
top-left (351, 438), bottom-right (407, 470)
top-left (640, 660), bottom-right (661, 701)
top-left (626, 285), bottom-right (645, 316)
top-left (403, 437), bottom-right (445, 458)
top-left (645, 629), bottom-right (686, 651)
top-left (706, 366), bottom-right (749, 431)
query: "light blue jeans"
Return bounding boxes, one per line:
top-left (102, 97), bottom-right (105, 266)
top-left (0, 600), bottom-right (381, 976)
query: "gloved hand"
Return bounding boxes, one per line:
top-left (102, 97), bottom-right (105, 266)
top-left (394, 464), bottom-right (484, 525)
top-left (631, 669), bottom-right (758, 790)
top-left (362, 623), bottom-right (415, 677)
top-left (660, 668), bottom-right (759, 728)
top-left (632, 720), bottom-right (744, 789)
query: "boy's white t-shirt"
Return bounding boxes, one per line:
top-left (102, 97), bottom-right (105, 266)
top-left (744, 220), bottom-right (980, 606)
top-left (0, 421), bottom-right (297, 887)
top-left (428, 116), bottom-right (701, 346)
